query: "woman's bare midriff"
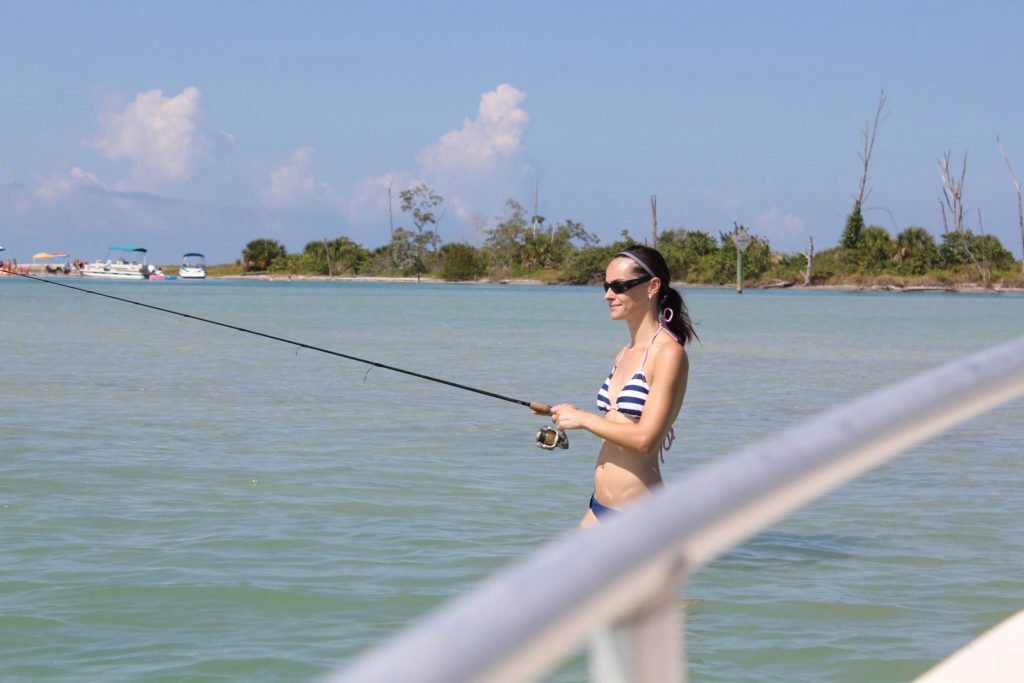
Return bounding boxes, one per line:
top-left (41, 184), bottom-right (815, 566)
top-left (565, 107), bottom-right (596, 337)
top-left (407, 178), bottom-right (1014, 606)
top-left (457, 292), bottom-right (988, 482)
top-left (593, 411), bottom-right (662, 508)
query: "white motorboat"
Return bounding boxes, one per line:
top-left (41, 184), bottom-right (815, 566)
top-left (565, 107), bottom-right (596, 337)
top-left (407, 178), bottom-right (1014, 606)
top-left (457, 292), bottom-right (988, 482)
top-left (179, 252), bottom-right (207, 279)
top-left (81, 246), bottom-right (158, 280)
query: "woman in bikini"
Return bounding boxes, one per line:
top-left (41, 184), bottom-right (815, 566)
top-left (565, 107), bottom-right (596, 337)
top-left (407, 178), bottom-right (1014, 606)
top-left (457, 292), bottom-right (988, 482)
top-left (549, 245), bottom-right (696, 527)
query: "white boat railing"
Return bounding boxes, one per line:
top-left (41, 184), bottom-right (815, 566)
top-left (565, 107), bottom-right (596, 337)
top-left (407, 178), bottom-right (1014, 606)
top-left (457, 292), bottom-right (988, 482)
top-left (326, 335), bottom-right (1024, 683)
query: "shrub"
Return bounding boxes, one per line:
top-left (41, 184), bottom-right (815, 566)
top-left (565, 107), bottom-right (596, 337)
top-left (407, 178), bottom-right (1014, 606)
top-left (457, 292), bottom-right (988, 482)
top-left (242, 238), bottom-right (287, 272)
top-left (439, 243), bottom-right (485, 281)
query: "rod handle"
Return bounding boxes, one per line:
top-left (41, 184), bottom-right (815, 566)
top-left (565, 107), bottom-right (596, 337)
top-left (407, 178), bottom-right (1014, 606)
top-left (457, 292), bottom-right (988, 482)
top-left (530, 402), bottom-right (552, 415)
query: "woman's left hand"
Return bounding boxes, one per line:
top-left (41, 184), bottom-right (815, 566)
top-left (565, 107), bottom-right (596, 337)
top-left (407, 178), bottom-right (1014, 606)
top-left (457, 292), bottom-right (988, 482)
top-left (550, 403), bottom-right (588, 431)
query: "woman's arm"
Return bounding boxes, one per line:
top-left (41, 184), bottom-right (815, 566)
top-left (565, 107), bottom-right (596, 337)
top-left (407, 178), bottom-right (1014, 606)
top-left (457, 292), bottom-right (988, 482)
top-left (551, 343), bottom-right (689, 454)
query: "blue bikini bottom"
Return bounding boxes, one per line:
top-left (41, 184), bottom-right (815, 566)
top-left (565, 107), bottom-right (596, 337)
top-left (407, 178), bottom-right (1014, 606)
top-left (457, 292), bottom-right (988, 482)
top-left (589, 493), bottom-right (617, 519)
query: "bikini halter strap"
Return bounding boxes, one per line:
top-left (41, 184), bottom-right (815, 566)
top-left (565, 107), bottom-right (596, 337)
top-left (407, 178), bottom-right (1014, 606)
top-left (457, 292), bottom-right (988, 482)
top-left (640, 323), bottom-right (680, 367)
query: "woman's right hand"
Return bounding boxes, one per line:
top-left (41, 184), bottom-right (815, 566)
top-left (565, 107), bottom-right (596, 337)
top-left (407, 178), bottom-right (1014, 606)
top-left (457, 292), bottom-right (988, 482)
top-left (550, 403), bottom-right (589, 431)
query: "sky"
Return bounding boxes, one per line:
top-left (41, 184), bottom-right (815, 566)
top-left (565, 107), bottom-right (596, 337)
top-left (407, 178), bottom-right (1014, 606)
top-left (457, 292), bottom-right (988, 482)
top-left (2, 1), bottom-right (1024, 265)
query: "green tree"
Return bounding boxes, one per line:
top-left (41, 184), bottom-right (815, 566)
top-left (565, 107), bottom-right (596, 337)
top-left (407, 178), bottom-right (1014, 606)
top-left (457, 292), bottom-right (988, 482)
top-left (690, 230), bottom-right (772, 284)
top-left (973, 234), bottom-right (1016, 270)
top-left (658, 229), bottom-right (718, 282)
top-left (858, 225), bottom-right (894, 272)
top-left (302, 237), bottom-right (370, 276)
top-left (521, 218), bottom-right (598, 270)
top-left (399, 184), bottom-right (444, 235)
top-left (484, 199), bottom-right (529, 270)
top-left (840, 201), bottom-right (865, 250)
top-left (439, 243), bottom-right (485, 281)
top-left (484, 198), bottom-right (597, 273)
top-left (388, 228), bottom-right (423, 276)
top-left (807, 247), bottom-right (842, 282)
top-left (242, 238), bottom-right (287, 272)
top-left (398, 184), bottom-right (444, 280)
top-left (365, 244), bottom-right (394, 275)
top-left (558, 231), bottom-right (636, 284)
top-left (894, 227), bottom-right (938, 275)
top-left (939, 231), bottom-right (1015, 276)
top-left (333, 237), bottom-right (371, 275)
top-left (268, 252), bottom-right (309, 273)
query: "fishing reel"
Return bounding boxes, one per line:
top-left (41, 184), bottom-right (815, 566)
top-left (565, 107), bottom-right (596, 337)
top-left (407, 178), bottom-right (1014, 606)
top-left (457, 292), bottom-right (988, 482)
top-left (535, 425), bottom-right (569, 450)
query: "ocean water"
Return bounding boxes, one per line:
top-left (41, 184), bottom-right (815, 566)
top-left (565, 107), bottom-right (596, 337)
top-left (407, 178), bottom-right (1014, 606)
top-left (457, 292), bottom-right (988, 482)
top-left (1, 277), bottom-right (1022, 682)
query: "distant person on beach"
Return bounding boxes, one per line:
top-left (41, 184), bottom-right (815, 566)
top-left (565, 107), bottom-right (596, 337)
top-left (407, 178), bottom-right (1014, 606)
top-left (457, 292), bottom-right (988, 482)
top-left (545, 245), bottom-right (696, 527)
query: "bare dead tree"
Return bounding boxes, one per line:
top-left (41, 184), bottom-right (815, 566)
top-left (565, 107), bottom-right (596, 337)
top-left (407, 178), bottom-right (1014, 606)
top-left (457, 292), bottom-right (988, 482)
top-left (802, 236), bottom-right (814, 286)
top-left (387, 180), bottom-right (395, 240)
top-left (997, 135), bottom-right (1024, 273)
top-left (469, 214), bottom-right (488, 245)
top-left (856, 89), bottom-right (887, 207)
top-left (865, 206), bottom-right (900, 234)
top-left (322, 237), bottom-right (333, 278)
top-left (937, 151), bottom-right (967, 234)
top-left (650, 195), bottom-right (658, 249)
top-left (842, 90), bottom-right (886, 250)
top-left (976, 208), bottom-right (992, 284)
top-left (938, 151), bottom-right (990, 285)
top-left (531, 178), bottom-right (540, 238)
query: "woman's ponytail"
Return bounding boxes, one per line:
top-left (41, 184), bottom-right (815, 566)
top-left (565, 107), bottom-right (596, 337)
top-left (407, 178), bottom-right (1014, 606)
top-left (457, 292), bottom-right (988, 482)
top-left (659, 285), bottom-right (697, 345)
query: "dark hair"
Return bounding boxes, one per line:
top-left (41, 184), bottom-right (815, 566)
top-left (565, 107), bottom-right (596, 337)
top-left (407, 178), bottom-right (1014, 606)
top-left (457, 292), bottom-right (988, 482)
top-left (614, 244), bottom-right (697, 345)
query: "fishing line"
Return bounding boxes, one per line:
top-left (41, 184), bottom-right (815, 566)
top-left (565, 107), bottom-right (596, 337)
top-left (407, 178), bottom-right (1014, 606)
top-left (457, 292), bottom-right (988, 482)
top-left (11, 271), bottom-right (554, 417)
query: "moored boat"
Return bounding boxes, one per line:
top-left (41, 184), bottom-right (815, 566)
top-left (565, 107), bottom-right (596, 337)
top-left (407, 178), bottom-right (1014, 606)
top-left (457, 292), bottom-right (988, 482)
top-left (81, 246), bottom-right (156, 280)
top-left (179, 252), bottom-right (207, 279)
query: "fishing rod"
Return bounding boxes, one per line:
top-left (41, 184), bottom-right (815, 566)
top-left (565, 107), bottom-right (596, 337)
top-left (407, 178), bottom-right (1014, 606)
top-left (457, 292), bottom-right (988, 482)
top-left (10, 270), bottom-right (569, 449)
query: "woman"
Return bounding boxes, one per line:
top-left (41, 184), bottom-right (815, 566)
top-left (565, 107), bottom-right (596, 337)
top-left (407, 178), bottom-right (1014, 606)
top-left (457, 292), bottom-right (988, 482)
top-left (549, 245), bottom-right (696, 527)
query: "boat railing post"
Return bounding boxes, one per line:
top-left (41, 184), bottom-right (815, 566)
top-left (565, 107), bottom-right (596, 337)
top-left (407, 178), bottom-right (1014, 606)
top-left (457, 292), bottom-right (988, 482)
top-left (589, 565), bottom-right (687, 683)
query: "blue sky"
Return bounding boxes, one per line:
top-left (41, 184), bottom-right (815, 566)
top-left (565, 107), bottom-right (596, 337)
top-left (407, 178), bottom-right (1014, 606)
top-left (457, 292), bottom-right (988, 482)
top-left (2, 1), bottom-right (1023, 265)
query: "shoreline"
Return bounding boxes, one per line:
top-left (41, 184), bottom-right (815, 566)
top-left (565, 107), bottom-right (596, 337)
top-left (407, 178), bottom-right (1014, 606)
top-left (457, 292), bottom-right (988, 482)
top-left (5, 266), bottom-right (1020, 293)
top-left (209, 273), bottom-right (1024, 293)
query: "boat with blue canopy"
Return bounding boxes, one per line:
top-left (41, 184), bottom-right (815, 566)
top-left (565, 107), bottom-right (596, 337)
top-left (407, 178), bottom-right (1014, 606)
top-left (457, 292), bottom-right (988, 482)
top-left (179, 252), bottom-right (207, 279)
top-left (81, 246), bottom-right (162, 280)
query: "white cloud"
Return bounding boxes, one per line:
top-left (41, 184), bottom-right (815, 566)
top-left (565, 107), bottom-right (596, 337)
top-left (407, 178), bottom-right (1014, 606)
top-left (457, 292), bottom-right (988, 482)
top-left (450, 196), bottom-right (475, 223)
top-left (331, 84), bottom-right (532, 245)
top-left (410, 84), bottom-right (532, 237)
top-left (88, 86), bottom-right (202, 191)
top-left (756, 206), bottom-right (805, 239)
top-left (262, 147), bottom-right (328, 207)
top-left (418, 83), bottom-right (529, 178)
top-left (34, 167), bottom-right (103, 203)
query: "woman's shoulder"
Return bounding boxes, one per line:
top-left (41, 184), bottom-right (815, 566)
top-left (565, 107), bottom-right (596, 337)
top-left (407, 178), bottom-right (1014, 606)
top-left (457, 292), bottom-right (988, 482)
top-left (651, 337), bottom-right (686, 370)
top-left (650, 342), bottom-right (688, 397)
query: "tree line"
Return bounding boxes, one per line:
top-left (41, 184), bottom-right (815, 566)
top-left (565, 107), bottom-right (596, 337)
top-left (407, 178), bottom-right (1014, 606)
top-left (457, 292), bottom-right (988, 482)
top-left (241, 92), bottom-right (1024, 288)
top-left (239, 183), bottom-right (1021, 288)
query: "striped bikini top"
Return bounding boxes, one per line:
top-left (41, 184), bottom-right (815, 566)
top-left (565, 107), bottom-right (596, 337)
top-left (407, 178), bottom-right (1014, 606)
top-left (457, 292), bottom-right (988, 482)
top-left (596, 326), bottom-right (672, 418)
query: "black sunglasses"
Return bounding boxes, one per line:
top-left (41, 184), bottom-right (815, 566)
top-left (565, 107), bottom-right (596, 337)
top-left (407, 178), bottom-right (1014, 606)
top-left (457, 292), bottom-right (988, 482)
top-left (603, 275), bottom-right (652, 294)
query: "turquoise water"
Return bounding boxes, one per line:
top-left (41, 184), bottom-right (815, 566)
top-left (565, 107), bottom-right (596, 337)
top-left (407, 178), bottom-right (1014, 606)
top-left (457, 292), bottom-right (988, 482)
top-left (1, 277), bottom-right (1022, 682)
